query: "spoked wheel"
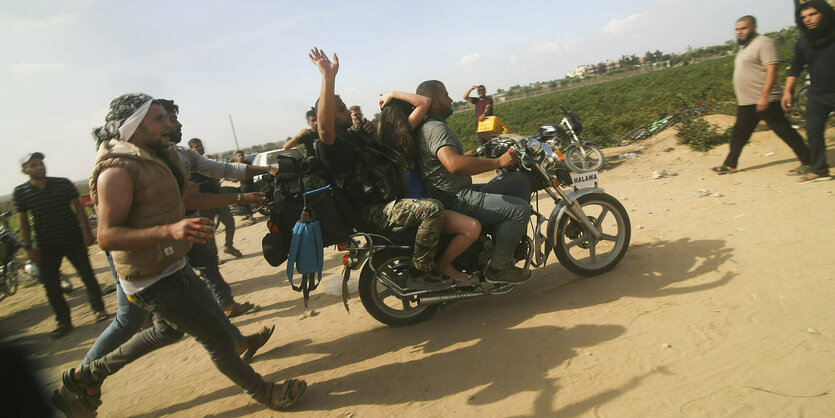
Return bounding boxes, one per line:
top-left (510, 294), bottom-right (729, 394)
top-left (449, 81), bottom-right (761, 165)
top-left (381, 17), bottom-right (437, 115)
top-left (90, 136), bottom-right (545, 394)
top-left (358, 248), bottom-right (439, 327)
top-left (618, 126), bottom-right (650, 146)
top-left (564, 144), bottom-right (604, 173)
top-left (552, 193), bottom-right (631, 276)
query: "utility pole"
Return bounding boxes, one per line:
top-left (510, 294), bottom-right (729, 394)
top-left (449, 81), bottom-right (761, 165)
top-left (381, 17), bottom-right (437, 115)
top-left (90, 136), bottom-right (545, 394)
top-left (228, 114), bottom-right (241, 151)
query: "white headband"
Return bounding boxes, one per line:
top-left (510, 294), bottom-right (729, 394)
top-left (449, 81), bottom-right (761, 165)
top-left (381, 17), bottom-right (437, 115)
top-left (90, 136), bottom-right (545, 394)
top-left (118, 99), bottom-right (153, 141)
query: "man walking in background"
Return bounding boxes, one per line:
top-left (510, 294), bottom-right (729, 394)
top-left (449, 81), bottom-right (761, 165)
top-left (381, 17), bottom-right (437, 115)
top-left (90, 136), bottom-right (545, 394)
top-left (14, 153), bottom-right (107, 338)
top-left (188, 137), bottom-right (244, 258)
top-left (783, 0), bottom-right (834, 183)
top-left (711, 15), bottom-right (810, 176)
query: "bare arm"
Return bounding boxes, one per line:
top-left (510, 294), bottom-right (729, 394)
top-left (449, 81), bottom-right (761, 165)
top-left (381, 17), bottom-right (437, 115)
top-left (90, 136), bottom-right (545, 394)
top-left (71, 198), bottom-right (95, 246)
top-left (283, 128), bottom-right (312, 150)
top-left (183, 191), bottom-right (265, 210)
top-left (436, 146), bottom-right (517, 176)
top-left (244, 165), bottom-right (278, 177)
top-left (96, 167), bottom-right (214, 250)
top-left (310, 47), bottom-right (339, 145)
top-left (378, 91), bottom-right (432, 130)
top-left (463, 85), bottom-right (477, 101)
top-left (17, 212), bottom-right (40, 262)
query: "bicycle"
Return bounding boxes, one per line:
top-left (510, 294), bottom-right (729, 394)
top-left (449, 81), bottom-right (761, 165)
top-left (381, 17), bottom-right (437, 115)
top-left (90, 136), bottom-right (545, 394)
top-left (618, 95), bottom-right (712, 146)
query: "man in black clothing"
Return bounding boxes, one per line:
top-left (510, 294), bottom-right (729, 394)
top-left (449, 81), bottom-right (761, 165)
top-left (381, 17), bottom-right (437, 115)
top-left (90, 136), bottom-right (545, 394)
top-left (14, 153), bottom-right (107, 338)
top-left (188, 138), bottom-right (243, 257)
top-left (283, 108), bottom-right (319, 157)
top-left (783, 0), bottom-right (835, 183)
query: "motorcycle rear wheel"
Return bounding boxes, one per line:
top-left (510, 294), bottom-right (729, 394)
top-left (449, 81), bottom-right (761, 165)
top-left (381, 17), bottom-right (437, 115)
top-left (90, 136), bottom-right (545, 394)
top-left (553, 193), bottom-right (630, 276)
top-left (358, 248), bottom-right (439, 327)
top-left (564, 144), bottom-right (604, 173)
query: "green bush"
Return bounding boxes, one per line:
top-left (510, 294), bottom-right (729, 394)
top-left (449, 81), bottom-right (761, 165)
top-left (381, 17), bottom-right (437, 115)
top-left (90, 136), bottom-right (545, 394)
top-left (676, 117), bottom-right (731, 152)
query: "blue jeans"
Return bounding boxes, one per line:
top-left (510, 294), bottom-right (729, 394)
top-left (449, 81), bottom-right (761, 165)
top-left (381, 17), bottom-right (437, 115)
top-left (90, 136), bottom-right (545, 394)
top-left (86, 269), bottom-right (269, 401)
top-left (80, 252), bottom-right (242, 366)
top-left (451, 174), bottom-right (531, 270)
top-left (805, 91), bottom-right (835, 176)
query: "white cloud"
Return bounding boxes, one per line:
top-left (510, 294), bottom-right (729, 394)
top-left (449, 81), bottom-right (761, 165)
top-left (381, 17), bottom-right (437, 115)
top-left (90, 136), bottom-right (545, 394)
top-left (457, 53), bottom-right (481, 66)
top-left (0, 13), bottom-right (77, 33)
top-left (7, 62), bottom-right (70, 74)
top-left (508, 54), bottom-right (519, 63)
top-left (529, 41), bottom-right (561, 54)
top-left (600, 13), bottom-right (642, 35)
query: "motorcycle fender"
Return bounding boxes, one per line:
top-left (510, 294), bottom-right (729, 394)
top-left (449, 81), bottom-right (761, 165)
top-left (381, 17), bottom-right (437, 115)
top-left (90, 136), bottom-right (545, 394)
top-left (545, 187), bottom-right (605, 248)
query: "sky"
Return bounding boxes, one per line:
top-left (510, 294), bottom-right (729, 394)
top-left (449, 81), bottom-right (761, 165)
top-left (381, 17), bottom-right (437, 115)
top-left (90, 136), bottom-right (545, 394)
top-left (1, 0), bottom-right (799, 194)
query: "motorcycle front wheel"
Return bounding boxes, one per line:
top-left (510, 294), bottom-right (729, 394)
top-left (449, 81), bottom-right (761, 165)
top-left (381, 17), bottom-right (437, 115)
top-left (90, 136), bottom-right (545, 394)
top-left (564, 144), bottom-right (604, 173)
top-left (552, 193), bottom-right (631, 276)
top-left (358, 248), bottom-right (439, 327)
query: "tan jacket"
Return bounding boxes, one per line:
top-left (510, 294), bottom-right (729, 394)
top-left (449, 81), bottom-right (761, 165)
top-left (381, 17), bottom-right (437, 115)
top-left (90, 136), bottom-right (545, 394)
top-left (89, 140), bottom-right (192, 282)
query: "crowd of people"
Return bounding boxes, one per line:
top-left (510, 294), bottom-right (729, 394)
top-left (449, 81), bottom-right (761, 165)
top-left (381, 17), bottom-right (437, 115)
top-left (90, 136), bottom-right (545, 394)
top-left (6, 1), bottom-right (832, 415)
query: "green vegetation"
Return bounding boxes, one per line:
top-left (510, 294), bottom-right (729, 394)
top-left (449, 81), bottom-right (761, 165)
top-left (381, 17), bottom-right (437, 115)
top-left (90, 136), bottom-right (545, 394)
top-left (449, 26), bottom-right (800, 152)
top-left (676, 118), bottom-right (732, 152)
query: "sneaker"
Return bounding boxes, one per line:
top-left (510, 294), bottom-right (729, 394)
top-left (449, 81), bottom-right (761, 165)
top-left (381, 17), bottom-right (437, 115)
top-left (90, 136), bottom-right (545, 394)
top-left (786, 165), bottom-right (810, 176)
top-left (406, 268), bottom-right (452, 291)
top-left (485, 266), bottom-right (532, 284)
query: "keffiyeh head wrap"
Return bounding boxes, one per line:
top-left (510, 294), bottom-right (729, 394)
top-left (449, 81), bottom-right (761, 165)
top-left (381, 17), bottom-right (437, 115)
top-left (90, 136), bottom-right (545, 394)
top-left (92, 93), bottom-right (154, 147)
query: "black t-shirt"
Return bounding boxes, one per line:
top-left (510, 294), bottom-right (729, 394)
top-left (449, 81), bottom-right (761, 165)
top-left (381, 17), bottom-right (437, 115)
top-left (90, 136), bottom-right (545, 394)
top-left (190, 172), bottom-right (220, 194)
top-left (298, 131), bottom-right (320, 158)
top-left (12, 177), bottom-right (82, 245)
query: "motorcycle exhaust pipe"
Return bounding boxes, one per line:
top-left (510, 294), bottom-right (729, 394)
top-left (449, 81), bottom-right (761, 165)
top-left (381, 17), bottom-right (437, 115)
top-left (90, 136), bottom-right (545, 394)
top-left (419, 290), bottom-right (486, 305)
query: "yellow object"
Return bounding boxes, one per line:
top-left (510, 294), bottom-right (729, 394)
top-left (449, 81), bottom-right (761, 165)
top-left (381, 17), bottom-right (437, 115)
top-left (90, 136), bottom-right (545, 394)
top-left (477, 116), bottom-right (509, 134)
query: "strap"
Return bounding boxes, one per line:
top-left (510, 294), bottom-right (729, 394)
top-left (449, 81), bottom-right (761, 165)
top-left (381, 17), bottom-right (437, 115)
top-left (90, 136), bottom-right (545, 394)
top-left (341, 266), bottom-right (351, 313)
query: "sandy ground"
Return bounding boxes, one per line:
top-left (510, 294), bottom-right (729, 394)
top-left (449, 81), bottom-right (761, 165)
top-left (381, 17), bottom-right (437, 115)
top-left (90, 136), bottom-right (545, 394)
top-left (2, 114), bottom-right (834, 417)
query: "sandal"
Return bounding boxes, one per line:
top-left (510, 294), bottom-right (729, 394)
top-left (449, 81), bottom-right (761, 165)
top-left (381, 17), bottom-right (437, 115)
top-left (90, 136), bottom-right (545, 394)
top-left (93, 310), bottom-right (109, 324)
top-left (224, 301), bottom-right (258, 318)
top-left (51, 323), bottom-right (74, 339)
top-left (796, 174), bottom-right (832, 184)
top-left (267, 379), bottom-right (307, 409)
top-left (711, 165), bottom-right (736, 175)
top-left (223, 246), bottom-right (243, 257)
top-left (59, 368), bottom-right (102, 412)
top-left (51, 386), bottom-right (97, 418)
top-left (454, 275), bottom-right (479, 288)
top-left (786, 165), bottom-right (810, 176)
top-left (241, 325), bottom-right (275, 362)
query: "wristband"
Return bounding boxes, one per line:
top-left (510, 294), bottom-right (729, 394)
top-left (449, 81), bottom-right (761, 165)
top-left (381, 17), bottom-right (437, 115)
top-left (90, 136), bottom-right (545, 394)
top-left (237, 193), bottom-right (242, 203)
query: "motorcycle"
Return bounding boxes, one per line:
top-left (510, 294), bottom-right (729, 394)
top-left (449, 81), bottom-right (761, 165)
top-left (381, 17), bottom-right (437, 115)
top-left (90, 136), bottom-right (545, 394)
top-left (537, 105), bottom-right (605, 173)
top-left (0, 211), bottom-right (26, 301)
top-left (338, 134), bottom-right (631, 327)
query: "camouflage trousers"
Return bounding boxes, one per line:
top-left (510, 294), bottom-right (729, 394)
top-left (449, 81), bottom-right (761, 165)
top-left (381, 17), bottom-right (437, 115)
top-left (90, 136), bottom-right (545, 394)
top-left (359, 198), bottom-right (444, 272)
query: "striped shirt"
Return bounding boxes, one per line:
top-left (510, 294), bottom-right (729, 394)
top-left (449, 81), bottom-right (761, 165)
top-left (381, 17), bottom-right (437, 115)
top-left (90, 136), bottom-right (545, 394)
top-left (12, 177), bottom-right (82, 245)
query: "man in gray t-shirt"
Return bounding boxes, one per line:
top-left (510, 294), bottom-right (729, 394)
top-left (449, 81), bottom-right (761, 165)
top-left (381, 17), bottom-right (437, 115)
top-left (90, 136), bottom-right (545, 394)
top-left (416, 80), bottom-right (533, 284)
top-left (712, 15), bottom-right (809, 175)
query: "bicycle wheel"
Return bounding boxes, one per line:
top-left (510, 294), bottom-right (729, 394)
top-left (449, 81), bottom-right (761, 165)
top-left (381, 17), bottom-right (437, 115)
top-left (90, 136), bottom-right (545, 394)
top-left (618, 126), bottom-right (650, 146)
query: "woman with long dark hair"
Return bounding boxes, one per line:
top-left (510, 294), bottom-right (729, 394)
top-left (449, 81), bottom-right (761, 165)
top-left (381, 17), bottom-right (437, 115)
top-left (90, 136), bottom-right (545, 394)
top-left (377, 91), bottom-right (480, 284)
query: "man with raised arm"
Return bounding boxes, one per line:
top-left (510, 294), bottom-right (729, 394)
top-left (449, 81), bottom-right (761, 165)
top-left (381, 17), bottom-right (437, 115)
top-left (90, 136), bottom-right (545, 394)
top-left (310, 47), bottom-right (450, 290)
